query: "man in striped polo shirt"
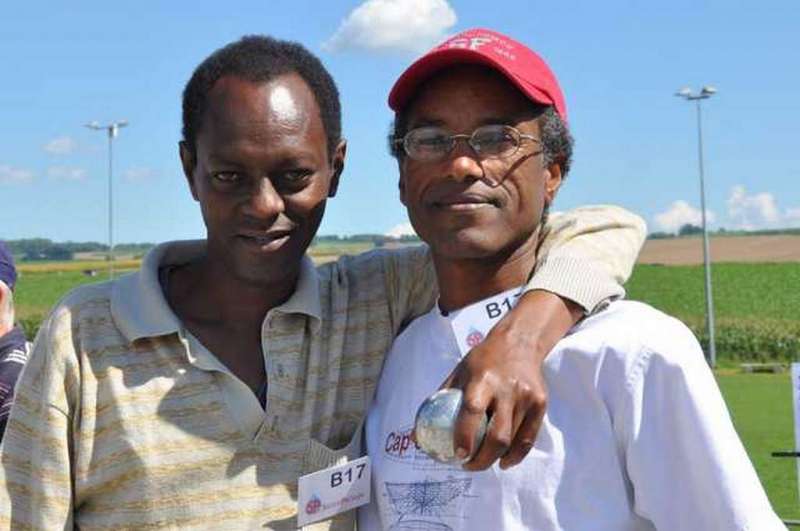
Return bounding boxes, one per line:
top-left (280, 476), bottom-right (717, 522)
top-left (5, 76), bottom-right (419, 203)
top-left (0, 36), bottom-right (644, 529)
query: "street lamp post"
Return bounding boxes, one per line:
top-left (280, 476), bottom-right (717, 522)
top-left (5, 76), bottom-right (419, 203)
top-left (675, 86), bottom-right (717, 367)
top-left (85, 120), bottom-right (128, 279)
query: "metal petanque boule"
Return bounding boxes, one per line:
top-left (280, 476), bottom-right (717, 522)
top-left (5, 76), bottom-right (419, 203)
top-left (414, 388), bottom-right (489, 464)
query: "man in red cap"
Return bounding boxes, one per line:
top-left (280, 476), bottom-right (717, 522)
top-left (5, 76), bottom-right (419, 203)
top-left (360, 28), bottom-right (782, 530)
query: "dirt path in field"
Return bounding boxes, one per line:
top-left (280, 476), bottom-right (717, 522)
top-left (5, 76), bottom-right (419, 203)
top-left (639, 235), bottom-right (800, 265)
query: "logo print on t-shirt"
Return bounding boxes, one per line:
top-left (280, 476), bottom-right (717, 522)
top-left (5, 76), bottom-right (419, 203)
top-left (305, 495), bottom-right (321, 515)
top-left (384, 477), bottom-right (473, 529)
top-left (385, 426), bottom-right (419, 459)
top-left (466, 328), bottom-right (484, 348)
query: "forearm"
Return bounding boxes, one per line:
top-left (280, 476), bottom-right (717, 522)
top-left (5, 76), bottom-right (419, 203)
top-left (489, 290), bottom-right (583, 360)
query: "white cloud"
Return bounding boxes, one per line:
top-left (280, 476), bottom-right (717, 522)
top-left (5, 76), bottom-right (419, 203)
top-left (323, 0), bottom-right (457, 54)
top-left (726, 185), bottom-right (781, 230)
top-left (47, 166), bottom-right (87, 181)
top-left (654, 200), bottom-right (715, 233)
top-left (123, 167), bottom-right (156, 181)
top-left (385, 222), bottom-right (416, 238)
top-left (0, 165), bottom-right (34, 184)
top-left (43, 136), bottom-right (77, 156)
top-left (781, 206), bottom-right (800, 228)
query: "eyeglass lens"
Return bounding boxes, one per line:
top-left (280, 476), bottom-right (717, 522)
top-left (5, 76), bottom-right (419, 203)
top-left (405, 125), bottom-right (521, 161)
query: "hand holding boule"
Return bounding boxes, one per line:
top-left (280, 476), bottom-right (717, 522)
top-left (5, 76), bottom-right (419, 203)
top-left (414, 388), bottom-right (488, 464)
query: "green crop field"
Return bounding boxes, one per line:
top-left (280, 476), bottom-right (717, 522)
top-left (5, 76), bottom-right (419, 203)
top-left (627, 262), bottom-right (799, 323)
top-left (14, 269), bottom-right (130, 338)
top-left (627, 262), bottom-right (800, 362)
top-left (20, 261), bottom-right (798, 360)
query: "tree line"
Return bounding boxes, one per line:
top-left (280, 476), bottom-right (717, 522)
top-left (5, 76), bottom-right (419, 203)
top-left (3, 239), bottom-right (155, 261)
top-left (648, 225), bottom-right (800, 240)
top-left (4, 235), bottom-right (422, 261)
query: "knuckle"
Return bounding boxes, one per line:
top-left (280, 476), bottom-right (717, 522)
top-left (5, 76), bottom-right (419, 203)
top-left (461, 397), bottom-right (485, 416)
top-left (489, 432), bottom-right (512, 453)
top-left (520, 385), bottom-right (547, 406)
top-left (467, 366), bottom-right (494, 385)
top-left (531, 392), bottom-right (548, 409)
top-left (512, 381), bottom-right (533, 398)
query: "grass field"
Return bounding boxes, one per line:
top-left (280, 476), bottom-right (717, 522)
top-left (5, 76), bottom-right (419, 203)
top-left (719, 373), bottom-right (799, 520)
top-left (308, 241), bottom-right (374, 261)
top-left (15, 270), bottom-right (122, 317)
top-left (10, 258), bottom-right (800, 517)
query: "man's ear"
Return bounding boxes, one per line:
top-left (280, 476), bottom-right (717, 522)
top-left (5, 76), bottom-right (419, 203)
top-left (398, 177), bottom-right (408, 206)
top-left (544, 161), bottom-right (563, 206)
top-left (397, 159), bottom-right (408, 206)
top-left (179, 141), bottom-right (199, 201)
top-left (0, 282), bottom-right (12, 334)
top-left (328, 139), bottom-right (347, 198)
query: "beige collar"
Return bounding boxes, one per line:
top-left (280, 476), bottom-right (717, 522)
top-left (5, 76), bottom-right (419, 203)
top-left (111, 240), bottom-right (322, 342)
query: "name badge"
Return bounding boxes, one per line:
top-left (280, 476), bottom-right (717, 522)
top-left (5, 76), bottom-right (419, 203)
top-left (450, 286), bottom-right (523, 356)
top-left (297, 455), bottom-right (371, 527)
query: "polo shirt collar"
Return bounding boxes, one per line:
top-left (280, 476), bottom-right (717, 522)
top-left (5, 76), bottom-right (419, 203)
top-left (112, 240), bottom-right (201, 341)
top-left (269, 253), bottom-right (322, 330)
top-left (112, 240), bottom-right (322, 342)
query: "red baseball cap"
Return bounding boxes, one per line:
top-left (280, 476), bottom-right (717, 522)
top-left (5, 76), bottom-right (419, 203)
top-left (388, 28), bottom-right (567, 122)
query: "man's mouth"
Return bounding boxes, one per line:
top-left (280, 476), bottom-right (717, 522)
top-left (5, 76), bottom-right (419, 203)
top-left (432, 194), bottom-right (499, 210)
top-left (237, 230), bottom-right (293, 251)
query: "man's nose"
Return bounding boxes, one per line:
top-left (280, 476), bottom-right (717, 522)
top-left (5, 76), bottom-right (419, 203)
top-left (446, 142), bottom-right (485, 183)
top-left (242, 177), bottom-right (284, 219)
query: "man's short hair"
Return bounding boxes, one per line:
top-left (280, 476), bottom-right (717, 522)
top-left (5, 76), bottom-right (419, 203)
top-left (182, 35), bottom-right (342, 158)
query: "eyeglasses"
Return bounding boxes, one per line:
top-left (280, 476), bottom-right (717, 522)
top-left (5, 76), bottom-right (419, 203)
top-left (395, 124), bottom-right (541, 162)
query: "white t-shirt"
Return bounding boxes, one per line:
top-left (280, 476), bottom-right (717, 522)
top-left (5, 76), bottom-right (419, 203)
top-left (358, 299), bottom-right (783, 530)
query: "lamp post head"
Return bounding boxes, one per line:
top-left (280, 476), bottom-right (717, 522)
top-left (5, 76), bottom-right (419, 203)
top-left (674, 86), bottom-right (717, 101)
top-left (84, 120), bottom-right (129, 133)
top-left (700, 86), bottom-right (717, 97)
top-left (109, 120), bottom-right (128, 138)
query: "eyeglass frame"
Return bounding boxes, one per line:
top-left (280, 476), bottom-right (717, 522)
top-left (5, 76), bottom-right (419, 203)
top-left (393, 124), bottom-right (542, 162)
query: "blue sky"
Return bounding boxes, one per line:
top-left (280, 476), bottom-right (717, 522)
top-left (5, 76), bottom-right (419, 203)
top-left (1, 0), bottom-right (798, 242)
